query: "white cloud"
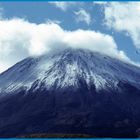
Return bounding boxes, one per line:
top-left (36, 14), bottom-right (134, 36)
top-left (45, 19), bottom-right (62, 25)
top-left (93, 2), bottom-right (108, 5)
top-left (49, 2), bottom-right (78, 11)
top-left (74, 9), bottom-right (91, 25)
top-left (0, 18), bottom-right (136, 73)
top-left (102, 2), bottom-right (140, 49)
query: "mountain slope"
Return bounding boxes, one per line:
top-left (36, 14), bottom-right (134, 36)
top-left (0, 48), bottom-right (140, 137)
top-left (0, 48), bottom-right (140, 95)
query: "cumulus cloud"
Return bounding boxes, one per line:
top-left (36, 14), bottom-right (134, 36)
top-left (74, 9), bottom-right (91, 25)
top-left (101, 2), bottom-right (140, 49)
top-left (0, 18), bottom-right (136, 73)
top-left (49, 2), bottom-right (79, 11)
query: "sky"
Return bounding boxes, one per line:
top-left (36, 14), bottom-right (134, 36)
top-left (0, 2), bottom-right (140, 73)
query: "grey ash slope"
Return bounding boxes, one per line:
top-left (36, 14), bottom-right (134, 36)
top-left (0, 48), bottom-right (140, 137)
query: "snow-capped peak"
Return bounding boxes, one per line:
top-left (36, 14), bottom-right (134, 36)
top-left (0, 48), bottom-right (140, 95)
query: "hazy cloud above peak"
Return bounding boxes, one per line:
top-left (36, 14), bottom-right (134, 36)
top-left (74, 9), bottom-right (91, 25)
top-left (0, 17), bottom-right (133, 73)
top-left (100, 2), bottom-right (140, 49)
top-left (49, 2), bottom-right (79, 11)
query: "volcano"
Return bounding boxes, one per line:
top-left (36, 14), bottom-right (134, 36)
top-left (0, 48), bottom-right (140, 137)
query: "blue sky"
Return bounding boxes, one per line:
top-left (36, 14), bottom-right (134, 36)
top-left (0, 2), bottom-right (140, 73)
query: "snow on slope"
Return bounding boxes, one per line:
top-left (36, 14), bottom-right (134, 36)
top-left (0, 48), bottom-right (140, 95)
